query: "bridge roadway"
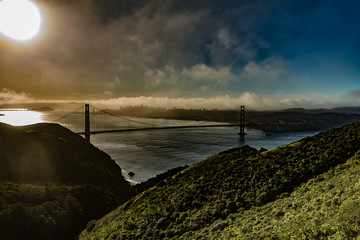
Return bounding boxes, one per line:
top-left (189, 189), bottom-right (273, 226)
top-left (77, 124), bottom-right (239, 135)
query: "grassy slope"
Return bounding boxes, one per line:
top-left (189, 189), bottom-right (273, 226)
top-left (188, 153), bottom-right (360, 239)
top-left (80, 121), bottom-right (360, 239)
top-left (0, 123), bottom-right (131, 240)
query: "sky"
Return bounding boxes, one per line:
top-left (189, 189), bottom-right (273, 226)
top-left (1, 0), bottom-right (360, 110)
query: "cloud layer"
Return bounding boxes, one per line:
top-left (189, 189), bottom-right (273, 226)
top-left (2, 86), bottom-right (360, 111)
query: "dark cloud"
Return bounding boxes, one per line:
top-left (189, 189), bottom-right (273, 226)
top-left (0, 0), bottom-right (359, 108)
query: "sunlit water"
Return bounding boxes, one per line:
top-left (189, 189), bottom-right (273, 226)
top-left (0, 109), bottom-right (44, 126)
top-left (0, 110), bottom-right (319, 183)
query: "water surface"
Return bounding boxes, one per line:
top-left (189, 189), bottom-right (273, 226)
top-left (0, 109), bottom-right (44, 126)
top-left (91, 126), bottom-right (318, 183)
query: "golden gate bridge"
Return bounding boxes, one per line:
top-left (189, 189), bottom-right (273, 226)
top-left (55, 104), bottom-right (246, 142)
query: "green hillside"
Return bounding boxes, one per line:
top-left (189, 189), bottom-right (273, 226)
top-left (195, 153), bottom-right (360, 239)
top-left (0, 123), bottom-right (131, 240)
top-left (80, 121), bottom-right (360, 239)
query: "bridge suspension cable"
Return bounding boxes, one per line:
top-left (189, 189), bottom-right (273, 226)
top-left (54, 105), bottom-right (86, 133)
top-left (54, 105), bottom-right (85, 122)
top-left (90, 105), bottom-right (157, 128)
top-left (53, 104), bottom-right (160, 136)
top-left (53, 104), bottom-right (242, 142)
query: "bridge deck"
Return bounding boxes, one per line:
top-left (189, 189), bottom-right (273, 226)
top-left (77, 124), bottom-right (238, 135)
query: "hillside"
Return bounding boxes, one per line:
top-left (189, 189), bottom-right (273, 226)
top-left (0, 123), bottom-right (131, 240)
top-left (194, 153), bottom-right (360, 239)
top-left (80, 121), bottom-right (360, 239)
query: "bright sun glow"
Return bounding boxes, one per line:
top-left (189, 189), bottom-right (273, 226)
top-left (0, 0), bottom-right (42, 41)
top-left (0, 110), bottom-right (44, 126)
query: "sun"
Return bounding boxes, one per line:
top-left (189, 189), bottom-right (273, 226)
top-left (0, 0), bottom-right (42, 41)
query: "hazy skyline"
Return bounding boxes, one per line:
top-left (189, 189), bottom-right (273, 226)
top-left (1, 0), bottom-right (360, 110)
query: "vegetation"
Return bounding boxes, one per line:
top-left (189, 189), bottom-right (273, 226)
top-left (80, 121), bottom-right (360, 239)
top-left (198, 155), bottom-right (360, 239)
top-left (132, 165), bottom-right (188, 195)
top-left (0, 123), bottom-right (131, 240)
top-left (0, 183), bottom-right (126, 240)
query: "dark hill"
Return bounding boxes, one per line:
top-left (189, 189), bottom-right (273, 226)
top-left (80, 121), bottom-right (360, 239)
top-left (0, 123), bottom-right (131, 240)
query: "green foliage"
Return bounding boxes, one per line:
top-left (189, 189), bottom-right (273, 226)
top-left (0, 123), bottom-right (132, 240)
top-left (0, 182), bottom-right (131, 240)
top-left (338, 199), bottom-right (360, 226)
top-left (202, 155), bottom-right (360, 239)
top-left (80, 121), bottom-right (360, 239)
top-left (132, 165), bottom-right (188, 195)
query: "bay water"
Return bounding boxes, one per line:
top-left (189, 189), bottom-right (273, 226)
top-left (90, 124), bottom-right (318, 183)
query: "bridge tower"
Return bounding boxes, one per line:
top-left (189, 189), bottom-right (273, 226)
top-left (239, 105), bottom-right (245, 141)
top-left (85, 104), bottom-right (90, 142)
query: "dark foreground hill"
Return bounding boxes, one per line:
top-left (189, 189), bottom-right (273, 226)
top-left (0, 123), bottom-right (131, 240)
top-left (80, 121), bottom-right (360, 239)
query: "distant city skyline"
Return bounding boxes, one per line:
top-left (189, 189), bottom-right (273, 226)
top-left (1, 0), bottom-right (360, 110)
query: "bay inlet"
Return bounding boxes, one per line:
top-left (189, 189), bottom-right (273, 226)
top-left (90, 124), bottom-right (318, 183)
